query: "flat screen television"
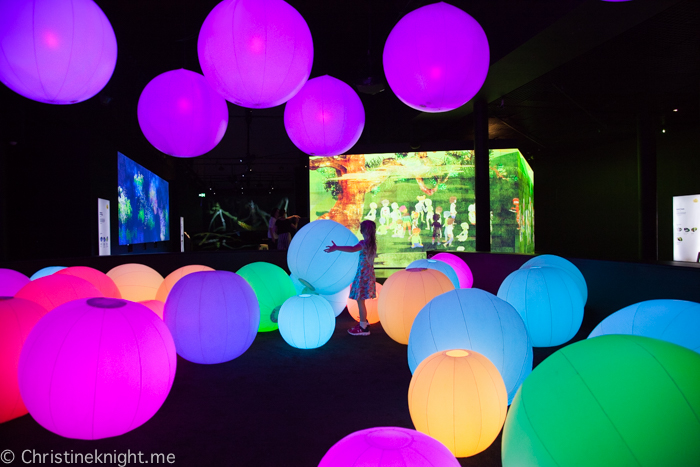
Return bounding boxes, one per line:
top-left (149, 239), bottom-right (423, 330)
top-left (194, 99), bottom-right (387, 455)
top-left (118, 152), bottom-right (170, 245)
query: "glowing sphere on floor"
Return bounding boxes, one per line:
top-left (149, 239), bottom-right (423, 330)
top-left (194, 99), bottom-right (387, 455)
top-left (502, 335), bottom-right (700, 466)
top-left (29, 266), bottom-right (66, 280)
top-left (0, 268), bottom-right (29, 296)
top-left (0, 297), bottom-right (45, 423)
top-left (320, 284), bottom-right (351, 317)
top-left (278, 294), bottom-right (335, 349)
top-left (155, 265), bottom-right (215, 302)
top-left (164, 271), bottom-right (259, 364)
top-left (408, 259), bottom-right (459, 289)
top-left (589, 299), bottom-right (700, 352)
top-left (18, 298), bottom-right (176, 439)
top-left (497, 266), bottom-right (584, 347)
top-left (15, 275), bottom-right (103, 314)
top-left (409, 349), bottom-right (507, 457)
top-left (430, 253), bottom-right (473, 288)
top-left (408, 288), bottom-right (532, 404)
top-left (139, 300), bottom-right (165, 320)
top-left (55, 266), bottom-right (121, 298)
top-left (237, 262), bottom-right (297, 332)
top-left (521, 254), bottom-right (587, 303)
top-left (197, 0), bottom-right (313, 108)
top-left (107, 263), bottom-right (164, 302)
top-left (288, 220), bottom-right (359, 295)
top-left (347, 282), bottom-right (382, 324)
top-left (378, 268), bottom-right (454, 345)
top-left (0, 0), bottom-right (117, 104)
top-left (318, 426), bottom-right (460, 467)
top-left (383, 2), bottom-right (489, 113)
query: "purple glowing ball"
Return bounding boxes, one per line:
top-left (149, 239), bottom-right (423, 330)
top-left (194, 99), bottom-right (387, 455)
top-left (0, 0), bottom-right (117, 105)
top-left (383, 2), bottom-right (489, 113)
top-left (197, 0), bottom-right (313, 109)
top-left (431, 252), bottom-right (473, 288)
top-left (0, 268), bottom-right (30, 296)
top-left (284, 75), bottom-right (365, 157)
top-left (137, 69), bottom-right (229, 158)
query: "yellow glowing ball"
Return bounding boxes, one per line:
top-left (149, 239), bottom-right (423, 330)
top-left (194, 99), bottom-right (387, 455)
top-left (347, 282), bottom-right (383, 324)
top-left (106, 264), bottom-right (164, 302)
top-left (155, 265), bottom-right (214, 302)
top-left (139, 300), bottom-right (165, 319)
top-left (378, 269), bottom-right (454, 344)
top-left (408, 349), bottom-right (507, 458)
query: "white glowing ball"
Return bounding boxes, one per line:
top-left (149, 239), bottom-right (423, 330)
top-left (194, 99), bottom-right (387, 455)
top-left (278, 294), bottom-right (335, 349)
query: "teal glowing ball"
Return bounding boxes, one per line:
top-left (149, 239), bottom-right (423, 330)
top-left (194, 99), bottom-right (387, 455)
top-left (278, 294), bottom-right (335, 349)
top-left (237, 262), bottom-right (297, 332)
top-left (521, 254), bottom-right (587, 304)
top-left (502, 335), bottom-right (700, 466)
top-left (407, 259), bottom-right (460, 289)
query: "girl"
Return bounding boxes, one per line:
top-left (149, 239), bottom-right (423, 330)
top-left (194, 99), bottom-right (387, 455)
top-left (324, 220), bottom-right (377, 336)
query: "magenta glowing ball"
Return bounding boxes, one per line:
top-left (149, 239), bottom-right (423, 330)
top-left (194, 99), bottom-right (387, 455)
top-left (284, 75), bottom-right (365, 157)
top-left (197, 0), bottom-right (313, 109)
top-left (55, 266), bottom-right (121, 299)
top-left (15, 275), bottom-right (104, 314)
top-left (431, 252), bottom-right (473, 288)
top-left (0, 268), bottom-right (30, 296)
top-left (137, 69), bottom-right (229, 158)
top-left (0, 0), bottom-right (117, 104)
top-left (383, 2), bottom-right (489, 113)
top-left (18, 298), bottom-right (176, 439)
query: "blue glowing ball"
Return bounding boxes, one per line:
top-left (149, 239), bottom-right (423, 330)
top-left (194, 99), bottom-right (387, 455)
top-left (498, 266), bottom-right (584, 347)
top-left (589, 299), bottom-right (700, 353)
top-left (408, 288), bottom-right (532, 404)
top-left (278, 294), bottom-right (335, 349)
top-left (521, 254), bottom-right (587, 304)
top-left (289, 273), bottom-right (306, 294)
top-left (30, 266), bottom-right (66, 281)
top-left (407, 259), bottom-right (460, 289)
top-left (320, 285), bottom-right (351, 317)
top-left (164, 271), bottom-right (259, 364)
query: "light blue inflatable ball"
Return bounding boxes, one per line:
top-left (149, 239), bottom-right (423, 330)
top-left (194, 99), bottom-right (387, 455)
top-left (521, 254), bottom-right (587, 304)
top-left (30, 266), bottom-right (67, 280)
top-left (407, 258), bottom-right (460, 289)
top-left (278, 294), bottom-right (336, 349)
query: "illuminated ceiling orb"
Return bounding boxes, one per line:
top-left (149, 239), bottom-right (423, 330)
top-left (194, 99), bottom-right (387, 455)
top-left (319, 426), bottom-right (460, 467)
top-left (408, 259), bottom-right (459, 289)
top-left (138, 69), bottom-right (229, 158)
top-left (0, 297), bottom-right (45, 424)
top-left (55, 266), bottom-right (121, 298)
top-left (18, 298), bottom-right (176, 439)
top-left (29, 266), bottom-right (66, 280)
top-left (106, 263), bottom-right (164, 302)
top-left (502, 335), bottom-right (700, 467)
top-left (15, 275), bottom-right (103, 314)
top-left (589, 299), bottom-right (700, 353)
top-left (320, 284), bottom-right (351, 317)
top-left (155, 265), bottom-right (215, 302)
top-left (278, 294), bottom-right (335, 349)
top-left (139, 300), bottom-right (164, 320)
top-left (0, 268), bottom-right (29, 296)
top-left (378, 268), bottom-right (454, 345)
top-left (348, 282), bottom-right (383, 324)
top-left (284, 75), bottom-right (365, 157)
top-left (408, 288), bottom-right (532, 404)
top-left (288, 220), bottom-right (359, 295)
top-left (430, 253), bottom-right (473, 288)
top-left (409, 349), bottom-right (507, 457)
top-left (164, 271), bottom-right (259, 364)
top-left (521, 254), bottom-right (587, 304)
top-left (197, 0), bottom-right (313, 109)
top-left (382, 2), bottom-right (489, 113)
top-left (0, 0), bottom-right (117, 104)
top-left (237, 262), bottom-right (297, 332)
top-left (497, 266), bottom-right (584, 347)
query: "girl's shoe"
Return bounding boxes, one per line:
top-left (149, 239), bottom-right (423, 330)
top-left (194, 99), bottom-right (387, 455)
top-left (348, 323), bottom-right (370, 336)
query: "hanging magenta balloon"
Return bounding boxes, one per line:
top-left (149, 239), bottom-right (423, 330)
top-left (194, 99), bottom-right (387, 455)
top-left (137, 69), bottom-right (229, 158)
top-left (284, 75), bottom-right (365, 156)
top-left (0, 0), bottom-right (117, 104)
top-left (197, 0), bottom-right (313, 109)
top-left (383, 2), bottom-right (489, 113)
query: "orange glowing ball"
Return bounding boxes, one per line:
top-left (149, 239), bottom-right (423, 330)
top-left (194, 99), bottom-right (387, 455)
top-left (14, 275), bottom-right (103, 313)
top-left (377, 268), bottom-right (454, 344)
top-left (106, 264), bottom-right (164, 302)
top-left (347, 282), bottom-right (383, 324)
top-left (139, 300), bottom-right (165, 320)
top-left (55, 266), bottom-right (121, 298)
top-left (155, 265), bottom-right (214, 302)
top-left (408, 349), bottom-right (507, 458)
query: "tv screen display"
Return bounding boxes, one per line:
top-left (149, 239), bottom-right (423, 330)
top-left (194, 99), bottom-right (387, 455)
top-left (118, 152), bottom-right (170, 245)
top-left (309, 149), bottom-right (534, 268)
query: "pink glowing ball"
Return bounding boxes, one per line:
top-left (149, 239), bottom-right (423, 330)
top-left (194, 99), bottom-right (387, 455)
top-left (197, 0), bottom-right (313, 109)
top-left (106, 263), bottom-right (164, 302)
top-left (155, 265), bottom-right (215, 302)
top-left (18, 298), bottom-right (176, 439)
top-left (138, 69), bottom-right (229, 158)
top-left (319, 426), bottom-right (460, 467)
top-left (139, 300), bottom-right (165, 320)
top-left (0, 0), bottom-right (117, 104)
top-left (0, 297), bottom-right (46, 424)
top-left (55, 266), bottom-right (121, 299)
top-left (383, 2), bottom-right (489, 112)
top-left (15, 275), bottom-right (104, 314)
top-left (431, 253), bottom-right (473, 288)
top-left (284, 75), bottom-right (365, 156)
top-left (0, 268), bottom-right (29, 296)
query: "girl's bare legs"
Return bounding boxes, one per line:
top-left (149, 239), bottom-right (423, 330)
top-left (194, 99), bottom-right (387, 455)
top-left (358, 299), bottom-right (368, 328)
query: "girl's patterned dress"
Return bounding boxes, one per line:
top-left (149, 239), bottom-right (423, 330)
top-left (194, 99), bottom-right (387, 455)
top-left (349, 240), bottom-right (377, 300)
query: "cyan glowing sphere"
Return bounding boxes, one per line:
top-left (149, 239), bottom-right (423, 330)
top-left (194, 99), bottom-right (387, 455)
top-left (29, 266), bottom-right (66, 280)
top-left (430, 252), bottom-right (473, 288)
top-left (278, 294), bottom-right (335, 349)
top-left (319, 426), bottom-right (460, 467)
top-left (288, 220), bottom-right (359, 295)
top-left (289, 273), bottom-right (307, 294)
top-left (138, 69), bottom-right (228, 158)
top-left (521, 254), bottom-right (587, 304)
top-left (408, 288), bottom-right (532, 404)
top-left (502, 335), bottom-right (700, 466)
top-left (320, 284), bottom-right (351, 317)
top-left (55, 266), bottom-right (121, 299)
top-left (0, 0), bottom-right (117, 104)
top-left (383, 2), bottom-right (489, 113)
top-left (164, 271), bottom-right (259, 364)
top-left (0, 268), bottom-right (29, 296)
top-left (15, 275), bottom-right (103, 314)
top-left (408, 259), bottom-right (459, 289)
top-left (197, 0), bottom-right (313, 108)
top-left (589, 299), bottom-right (700, 353)
top-left (237, 262), bottom-right (297, 332)
top-left (284, 75), bottom-right (364, 157)
top-left (498, 266), bottom-right (584, 347)
top-left (18, 298), bottom-right (176, 440)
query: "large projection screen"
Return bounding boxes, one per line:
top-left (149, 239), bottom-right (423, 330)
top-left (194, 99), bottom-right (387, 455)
top-left (309, 149), bottom-right (534, 268)
top-left (673, 194), bottom-right (700, 262)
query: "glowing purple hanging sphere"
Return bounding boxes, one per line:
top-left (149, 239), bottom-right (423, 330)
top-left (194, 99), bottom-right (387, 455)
top-left (197, 0), bottom-right (313, 109)
top-left (383, 2), bottom-right (489, 113)
top-left (138, 69), bottom-right (229, 158)
top-left (0, 0), bottom-right (117, 105)
top-left (284, 75), bottom-right (365, 156)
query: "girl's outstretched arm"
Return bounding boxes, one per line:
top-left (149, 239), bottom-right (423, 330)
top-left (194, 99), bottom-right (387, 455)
top-left (324, 240), bottom-right (362, 253)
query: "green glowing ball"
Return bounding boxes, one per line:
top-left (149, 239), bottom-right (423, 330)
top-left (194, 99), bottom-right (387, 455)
top-left (237, 262), bottom-right (296, 332)
top-left (502, 334), bottom-right (700, 467)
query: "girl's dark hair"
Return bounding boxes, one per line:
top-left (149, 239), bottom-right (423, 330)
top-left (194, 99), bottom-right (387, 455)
top-left (360, 220), bottom-right (377, 261)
